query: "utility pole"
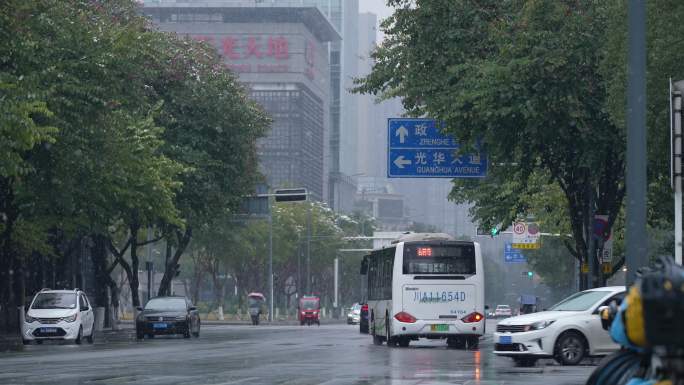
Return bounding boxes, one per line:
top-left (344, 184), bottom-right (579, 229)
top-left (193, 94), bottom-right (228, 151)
top-left (625, 0), bottom-right (648, 285)
top-left (306, 203), bottom-right (311, 295)
top-left (672, 81), bottom-right (683, 265)
top-left (268, 207), bottom-right (273, 322)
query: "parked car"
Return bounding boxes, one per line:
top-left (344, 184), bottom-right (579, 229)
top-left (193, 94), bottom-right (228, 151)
top-left (136, 296), bottom-right (200, 339)
top-left (493, 286), bottom-right (626, 367)
top-left (347, 303), bottom-right (361, 324)
top-left (22, 288), bottom-right (95, 345)
top-left (359, 303), bottom-right (369, 334)
top-left (494, 304), bottom-right (512, 318)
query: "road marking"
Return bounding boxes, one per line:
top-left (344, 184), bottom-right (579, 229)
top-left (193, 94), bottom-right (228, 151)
top-left (210, 377), bottom-right (261, 385)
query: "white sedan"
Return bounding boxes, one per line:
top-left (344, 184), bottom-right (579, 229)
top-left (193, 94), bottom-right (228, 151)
top-left (494, 305), bottom-right (512, 318)
top-left (493, 286), bottom-right (626, 367)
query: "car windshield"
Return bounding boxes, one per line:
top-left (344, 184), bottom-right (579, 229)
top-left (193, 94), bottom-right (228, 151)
top-left (31, 293), bottom-right (77, 310)
top-left (145, 298), bottom-right (187, 312)
top-left (548, 291), bottom-right (610, 311)
top-left (301, 300), bottom-right (319, 310)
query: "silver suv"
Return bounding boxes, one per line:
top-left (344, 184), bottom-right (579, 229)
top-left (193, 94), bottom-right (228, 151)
top-left (22, 288), bottom-right (95, 345)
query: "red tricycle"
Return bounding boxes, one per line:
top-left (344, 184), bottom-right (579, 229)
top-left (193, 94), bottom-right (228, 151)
top-left (298, 296), bottom-right (320, 326)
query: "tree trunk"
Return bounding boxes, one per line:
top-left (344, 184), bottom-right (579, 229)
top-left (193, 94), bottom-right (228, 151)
top-left (157, 227), bottom-right (192, 297)
top-left (128, 224), bottom-right (141, 308)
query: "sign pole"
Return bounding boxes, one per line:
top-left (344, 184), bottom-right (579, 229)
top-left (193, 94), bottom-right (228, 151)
top-left (587, 185), bottom-right (596, 289)
top-left (674, 90), bottom-right (683, 265)
top-left (625, 0), bottom-right (648, 285)
top-left (267, 192), bottom-right (275, 322)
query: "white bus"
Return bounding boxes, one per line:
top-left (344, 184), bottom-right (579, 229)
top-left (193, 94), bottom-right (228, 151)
top-left (361, 233), bottom-right (485, 348)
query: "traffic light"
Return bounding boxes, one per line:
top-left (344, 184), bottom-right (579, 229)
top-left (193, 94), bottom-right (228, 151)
top-left (274, 188), bottom-right (308, 202)
top-left (521, 271), bottom-right (534, 278)
top-left (490, 226), bottom-right (500, 237)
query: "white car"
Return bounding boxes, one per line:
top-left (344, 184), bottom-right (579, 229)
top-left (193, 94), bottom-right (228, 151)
top-left (494, 305), bottom-right (512, 318)
top-left (22, 288), bottom-right (95, 345)
top-left (493, 286), bottom-right (626, 367)
top-left (347, 303), bottom-right (361, 324)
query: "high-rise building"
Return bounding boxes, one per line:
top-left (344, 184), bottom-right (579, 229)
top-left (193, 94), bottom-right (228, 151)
top-left (142, 2), bottom-right (339, 201)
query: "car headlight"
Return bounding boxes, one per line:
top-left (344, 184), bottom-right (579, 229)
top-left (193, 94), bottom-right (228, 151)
top-left (527, 320), bottom-right (555, 331)
top-left (25, 315), bottom-right (37, 323)
top-left (61, 314), bottom-right (78, 323)
top-left (175, 316), bottom-right (187, 321)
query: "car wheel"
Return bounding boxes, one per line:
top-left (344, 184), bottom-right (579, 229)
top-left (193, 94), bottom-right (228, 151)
top-left (74, 326), bottom-right (82, 345)
top-left (398, 337), bottom-right (410, 347)
top-left (147, 334), bottom-right (155, 339)
top-left (86, 331), bottom-right (94, 344)
top-left (385, 315), bottom-right (396, 347)
top-left (136, 330), bottom-right (144, 340)
top-left (371, 320), bottom-right (383, 346)
top-left (466, 336), bottom-right (479, 349)
top-left (35, 340), bottom-right (43, 345)
top-left (513, 357), bottom-right (538, 367)
top-left (447, 337), bottom-right (465, 349)
top-left (555, 331), bottom-right (586, 366)
top-left (22, 339), bottom-right (31, 345)
top-left (193, 322), bottom-right (200, 338)
top-left (183, 326), bottom-right (191, 338)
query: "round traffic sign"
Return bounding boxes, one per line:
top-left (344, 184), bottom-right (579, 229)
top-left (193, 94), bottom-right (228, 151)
top-left (527, 223), bottom-right (539, 235)
top-left (594, 217), bottom-right (611, 241)
top-left (513, 222), bottom-right (526, 234)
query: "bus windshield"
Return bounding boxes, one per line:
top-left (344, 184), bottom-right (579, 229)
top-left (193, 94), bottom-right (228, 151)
top-left (402, 243), bottom-right (475, 275)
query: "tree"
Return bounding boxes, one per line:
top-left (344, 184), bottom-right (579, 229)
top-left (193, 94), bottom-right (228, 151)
top-left (356, 1), bottom-right (625, 289)
top-left (151, 35), bottom-right (270, 297)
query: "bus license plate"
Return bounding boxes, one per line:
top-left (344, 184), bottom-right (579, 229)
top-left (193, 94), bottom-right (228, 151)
top-left (153, 323), bottom-right (167, 329)
top-left (431, 324), bottom-right (449, 332)
top-left (499, 335), bottom-right (513, 344)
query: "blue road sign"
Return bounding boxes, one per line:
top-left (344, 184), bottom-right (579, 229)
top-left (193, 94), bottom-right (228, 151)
top-left (504, 242), bottom-right (527, 263)
top-left (387, 118), bottom-right (487, 178)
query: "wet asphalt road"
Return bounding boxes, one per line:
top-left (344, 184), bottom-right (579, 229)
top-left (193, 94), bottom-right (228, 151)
top-left (0, 320), bottom-right (593, 385)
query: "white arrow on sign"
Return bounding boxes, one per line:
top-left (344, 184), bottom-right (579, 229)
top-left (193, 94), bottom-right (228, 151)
top-left (396, 125), bottom-right (409, 143)
top-left (393, 155), bottom-right (412, 169)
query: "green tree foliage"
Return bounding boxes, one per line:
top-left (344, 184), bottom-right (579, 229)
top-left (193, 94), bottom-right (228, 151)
top-left (0, 0), bottom-right (268, 319)
top-left (356, 1), bottom-right (628, 287)
top-left (188, 202), bottom-right (373, 313)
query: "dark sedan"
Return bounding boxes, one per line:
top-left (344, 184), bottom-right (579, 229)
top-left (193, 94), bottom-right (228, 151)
top-left (136, 296), bottom-right (200, 339)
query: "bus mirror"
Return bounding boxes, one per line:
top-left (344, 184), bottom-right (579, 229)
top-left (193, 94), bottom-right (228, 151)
top-left (360, 256), bottom-right (369, 275)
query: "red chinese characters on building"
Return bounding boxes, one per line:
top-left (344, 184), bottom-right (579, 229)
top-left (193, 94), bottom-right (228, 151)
top-left (221, 37), bottom-right (240, 59)
top-left (244, 37), bottom-right (263, 59)
top-left (266, 37), bottom-right (289, 60)
top-left (190, 35), bottom-right (295, 74)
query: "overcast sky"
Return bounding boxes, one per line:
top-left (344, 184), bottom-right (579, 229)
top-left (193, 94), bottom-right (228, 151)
top-left (358, 0), bottom-right (394, 43)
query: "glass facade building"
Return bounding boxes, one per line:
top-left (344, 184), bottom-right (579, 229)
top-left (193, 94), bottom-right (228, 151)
top-left (142, 2), bottom-right (339, 201)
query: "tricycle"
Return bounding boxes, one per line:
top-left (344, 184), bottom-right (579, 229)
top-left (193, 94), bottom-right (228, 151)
top-left (247, 292), bottom-right (265, 325)
top-left (298, 296), bottom-right (320, 326)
